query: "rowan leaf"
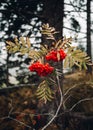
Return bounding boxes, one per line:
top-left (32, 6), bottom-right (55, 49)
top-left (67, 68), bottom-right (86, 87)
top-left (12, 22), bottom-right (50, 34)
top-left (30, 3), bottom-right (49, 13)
top-left (36, 80), bottom-right (54, 103)
top-left (63, 47), bottom-right (91, 70)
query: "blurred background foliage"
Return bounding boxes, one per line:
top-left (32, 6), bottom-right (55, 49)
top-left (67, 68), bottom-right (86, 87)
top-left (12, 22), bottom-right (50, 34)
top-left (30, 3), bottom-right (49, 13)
top-left (0, 0), bottom-right (93, 87)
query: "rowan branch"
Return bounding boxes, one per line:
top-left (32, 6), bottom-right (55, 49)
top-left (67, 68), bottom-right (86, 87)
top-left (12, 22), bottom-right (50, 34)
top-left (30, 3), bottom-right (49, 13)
top-left (41, 69), bottom-right (63, 130)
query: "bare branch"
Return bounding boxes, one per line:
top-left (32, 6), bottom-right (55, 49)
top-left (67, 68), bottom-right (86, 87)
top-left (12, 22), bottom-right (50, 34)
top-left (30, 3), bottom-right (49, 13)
top-left (41, 70), bottom-right (63, 130)
top-left (70, 97), bottom-right (93, 111)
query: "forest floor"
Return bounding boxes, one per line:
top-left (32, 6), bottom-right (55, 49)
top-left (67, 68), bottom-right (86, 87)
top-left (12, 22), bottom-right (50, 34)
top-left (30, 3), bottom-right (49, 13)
top-left (0, 70), bottom-right (93, 130)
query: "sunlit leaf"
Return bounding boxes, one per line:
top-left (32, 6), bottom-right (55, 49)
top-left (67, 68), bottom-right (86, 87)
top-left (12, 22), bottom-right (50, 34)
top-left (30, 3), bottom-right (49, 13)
top-left (36, 80), bottom-right (54, 103)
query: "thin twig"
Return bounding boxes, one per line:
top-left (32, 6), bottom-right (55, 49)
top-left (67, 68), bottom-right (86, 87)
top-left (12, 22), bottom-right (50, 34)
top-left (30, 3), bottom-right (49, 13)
top-left (64, 83), bottom-right (82, 96)
top-left (41, 71), bottom-right (63, 130)
top-left (0, 99), bottom-right (33, 129)
top-left (12, 111), bottom-right (54, 117)
top-left (70, 97), bottom-right (93, 111)
top-left (63, 95), bottom-right (71, 110)
top-left (8, 116), bottom-right (32, 129)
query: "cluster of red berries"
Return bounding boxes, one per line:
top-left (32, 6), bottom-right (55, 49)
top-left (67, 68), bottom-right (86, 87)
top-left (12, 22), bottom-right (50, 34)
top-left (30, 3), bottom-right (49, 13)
top-left (29, 62), bottom-right (54, 76)
top-left (29, 49), bottom-right (66, 76)
top-left (45, 49), bottom-right (66, 62)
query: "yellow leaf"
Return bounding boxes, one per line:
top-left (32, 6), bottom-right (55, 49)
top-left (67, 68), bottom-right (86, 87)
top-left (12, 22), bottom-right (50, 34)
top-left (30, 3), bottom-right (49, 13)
top-left (26, 37), bottom-right (31, 48)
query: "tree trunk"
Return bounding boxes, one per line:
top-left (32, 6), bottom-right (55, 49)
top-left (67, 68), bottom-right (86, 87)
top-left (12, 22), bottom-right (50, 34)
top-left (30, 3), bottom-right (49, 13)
top-left (42, 0), bottom-right (65, 90)
top-left (6, 53), bottom-right (9, 87)
top-left (42, 1), bottom-right (65, 129)
top-left (43, 0), bottom-right (64, 38)
top-left (86, 0), bottom-right (92, 73)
